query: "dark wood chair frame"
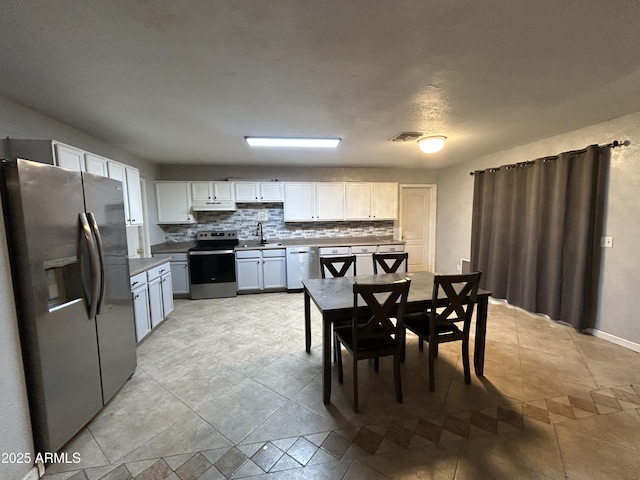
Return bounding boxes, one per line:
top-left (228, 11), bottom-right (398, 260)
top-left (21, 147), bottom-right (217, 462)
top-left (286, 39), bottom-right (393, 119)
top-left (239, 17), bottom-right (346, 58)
top-left (320, 255), bottom-right (357, 278)
top-left (334, 279), bottom-right (411, 413)
top-left (372, 252), bottom-right (409, 274)
top-left (403, 272), bottom-right (481, 392)
top-left (320, 255), bottom-right (358, 363)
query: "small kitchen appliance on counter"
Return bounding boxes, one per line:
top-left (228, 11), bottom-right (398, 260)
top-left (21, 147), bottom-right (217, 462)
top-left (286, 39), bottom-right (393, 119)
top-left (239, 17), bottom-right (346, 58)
top-left (189, 230), bottom-right (239, 299)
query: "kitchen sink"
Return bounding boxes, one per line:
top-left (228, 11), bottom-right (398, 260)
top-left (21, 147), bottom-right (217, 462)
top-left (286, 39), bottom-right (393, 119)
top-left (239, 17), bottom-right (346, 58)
top-left (239, 242), bottom-right (283, 248)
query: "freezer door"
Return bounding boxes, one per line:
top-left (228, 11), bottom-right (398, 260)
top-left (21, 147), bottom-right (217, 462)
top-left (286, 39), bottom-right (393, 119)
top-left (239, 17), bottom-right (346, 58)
top-left (82, 172), bottom-right (137, 404)
top-left (3, 160), bottom-right (104, 452)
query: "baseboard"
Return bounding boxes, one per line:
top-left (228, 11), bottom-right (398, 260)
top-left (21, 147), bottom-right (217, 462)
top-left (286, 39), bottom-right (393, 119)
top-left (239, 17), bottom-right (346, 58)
top-left (589, 328), bottom-right (640, 353)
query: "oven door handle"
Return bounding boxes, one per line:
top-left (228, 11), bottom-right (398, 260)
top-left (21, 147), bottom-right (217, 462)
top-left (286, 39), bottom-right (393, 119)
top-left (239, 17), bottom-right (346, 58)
top-left (189, 250), bottom-right (236, 255)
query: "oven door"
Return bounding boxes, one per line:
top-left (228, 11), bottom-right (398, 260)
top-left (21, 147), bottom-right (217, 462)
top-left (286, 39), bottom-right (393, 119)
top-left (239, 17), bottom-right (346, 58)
top-left (189, 250), bottom-right (236, 285)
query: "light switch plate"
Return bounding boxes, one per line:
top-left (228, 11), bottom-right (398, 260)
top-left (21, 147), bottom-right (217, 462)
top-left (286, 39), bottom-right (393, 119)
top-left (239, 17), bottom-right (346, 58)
top-left (601, 236), bottom-right (614, 248)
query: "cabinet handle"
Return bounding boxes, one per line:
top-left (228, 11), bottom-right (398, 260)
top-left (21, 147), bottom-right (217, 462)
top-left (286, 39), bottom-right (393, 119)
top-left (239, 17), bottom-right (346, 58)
top-left (132, 281), bottom-right (139, 287)
top-left (134, 294), bottom-right (139, 299)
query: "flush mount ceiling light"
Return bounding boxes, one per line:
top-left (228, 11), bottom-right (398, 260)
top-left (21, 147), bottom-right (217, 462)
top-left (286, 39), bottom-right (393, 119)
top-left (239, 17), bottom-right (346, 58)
top-left (417, 135), bottom-right (446, 154)
top-left (245, 137), bottom-right (341, 148)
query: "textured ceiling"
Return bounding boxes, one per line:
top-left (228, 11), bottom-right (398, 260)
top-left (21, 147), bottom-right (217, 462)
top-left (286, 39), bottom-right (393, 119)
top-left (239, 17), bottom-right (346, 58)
top-left (1, 1), bottom-right (639, 169)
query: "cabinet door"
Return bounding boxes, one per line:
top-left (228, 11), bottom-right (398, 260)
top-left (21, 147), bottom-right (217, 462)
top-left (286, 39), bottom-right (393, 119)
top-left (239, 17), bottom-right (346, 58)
top-left (155, 182), bottom-right (194, 224)
top-left (263, 256), bottom-right (287, 289)
top-left (108, 161), bottom-right (131, 222)
top-left (213, 182), bottom-right (235, 201)
top-left (344, 183), bottom-right (372, 220)
top-left (315, 183), bottom-right (344, 220)
top-left (236, 255), bottom-right (263, 290)
top-left (132, 285), bottom-right (151, 342)
top-left (148, 277), bottom-right (164, 328)
top-left (170, 261), bottom-right (190, 294)
top-left (260, 183), bottom-right (283, 202)
top-left (235, 182), bottom-right (260, 202)
top-left (191, 182), bottom-right (212, 201)
top-left (160, 272), bottom-right (174, 317)
top-left (54, 143), bottom-right (84, 172)
top-left (371, 183), bottom-right (398, 220)
top-left (284, 183), bottom-right (315, 221)
top-left (125, 167), bottom-right (143, 225)
top-left (84, 153), bottom-right (108, 177)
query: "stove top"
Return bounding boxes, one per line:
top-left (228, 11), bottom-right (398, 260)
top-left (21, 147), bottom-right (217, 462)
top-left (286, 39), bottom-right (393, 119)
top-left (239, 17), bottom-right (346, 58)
top-left (190, 230), bottom-right (239, 251)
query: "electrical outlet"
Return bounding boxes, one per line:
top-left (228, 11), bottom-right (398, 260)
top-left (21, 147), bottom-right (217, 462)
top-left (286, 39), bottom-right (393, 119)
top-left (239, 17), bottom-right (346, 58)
top-left (601, 236), bottom-right (614, 248)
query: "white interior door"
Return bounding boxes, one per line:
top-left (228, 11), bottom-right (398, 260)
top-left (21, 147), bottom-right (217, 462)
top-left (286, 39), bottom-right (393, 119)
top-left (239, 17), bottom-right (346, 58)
top-left (399, 185), bottom-right (436, 272)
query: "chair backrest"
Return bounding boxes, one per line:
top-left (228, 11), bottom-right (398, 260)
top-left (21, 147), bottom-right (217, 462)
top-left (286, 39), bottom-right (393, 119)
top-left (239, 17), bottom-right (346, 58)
top-left (372, 252), bottom-right (409, 274)
top-left (352, 279), bottom-right (411, 349)
top-left (430, 272), bottom-right (481, 334)
top-left (320, 255), bottom-right (356, 278)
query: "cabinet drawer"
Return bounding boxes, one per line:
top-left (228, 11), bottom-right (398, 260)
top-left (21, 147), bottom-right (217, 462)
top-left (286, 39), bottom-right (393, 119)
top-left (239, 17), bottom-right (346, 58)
top-left (262, 248), bottom-right (285, 258)
top-left (378, 244), bottom-right (405, 253)
top-left (319, 246), bottom-right (350, 255)
top-left (350, 245), bottom-right (377, 254)
top-left (236, 249), bottom-right (261, 259)
top-left (147, 262), bottom-right (170, 281)
top-left (130, 272), bottom-right (147, 290)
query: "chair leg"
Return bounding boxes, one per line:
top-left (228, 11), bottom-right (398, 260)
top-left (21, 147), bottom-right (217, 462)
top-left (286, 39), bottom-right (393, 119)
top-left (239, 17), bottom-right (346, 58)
top-left (462, 337), bottom-right (471, 385)
top-left (353, 357), bottom-right (359, 413)
top-left (428, 340), bottom-right (436, 392)
top-left (333, 335), bottom-right (338, 364)
top-left (336, 335), bottom-right (344, 384)
top-left (419, 338), bottom-right (424, 352)
top-left (394, 354), bottom-right (403, 403)
top-left (374, 357), bottom-right (379, 372)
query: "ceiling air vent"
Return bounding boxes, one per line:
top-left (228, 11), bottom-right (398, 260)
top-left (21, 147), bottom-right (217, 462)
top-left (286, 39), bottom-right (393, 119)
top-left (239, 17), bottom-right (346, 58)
top-left (390, 132), bottom-right (424, 142)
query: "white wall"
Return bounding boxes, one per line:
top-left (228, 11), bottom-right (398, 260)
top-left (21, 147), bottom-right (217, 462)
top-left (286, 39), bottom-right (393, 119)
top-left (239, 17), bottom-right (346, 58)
top-left (0, 205), bottom-right (33, 480)
top-left (436, 111), bottom-right (640, 346)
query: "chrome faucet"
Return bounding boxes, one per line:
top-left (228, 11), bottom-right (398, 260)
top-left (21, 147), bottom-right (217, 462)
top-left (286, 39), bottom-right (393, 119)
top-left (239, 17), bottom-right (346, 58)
top-left (255, 222), bottom-right (266, 244)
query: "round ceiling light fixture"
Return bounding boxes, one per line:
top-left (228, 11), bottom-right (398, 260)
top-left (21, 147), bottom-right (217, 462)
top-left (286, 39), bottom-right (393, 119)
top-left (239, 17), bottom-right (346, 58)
top-left (418, 135), bottom-right (446, 154)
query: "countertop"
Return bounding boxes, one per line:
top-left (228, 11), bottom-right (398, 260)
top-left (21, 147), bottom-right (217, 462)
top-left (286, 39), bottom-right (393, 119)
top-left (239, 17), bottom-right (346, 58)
top-left (129, 257), bottom-right (172, 276)
top-left (150, 236), bottom-right (404, 254)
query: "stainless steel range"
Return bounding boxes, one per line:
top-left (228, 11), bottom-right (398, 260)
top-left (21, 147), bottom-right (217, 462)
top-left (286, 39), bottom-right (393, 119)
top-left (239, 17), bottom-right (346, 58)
top-left (188, 231), bottom-right (239, 299)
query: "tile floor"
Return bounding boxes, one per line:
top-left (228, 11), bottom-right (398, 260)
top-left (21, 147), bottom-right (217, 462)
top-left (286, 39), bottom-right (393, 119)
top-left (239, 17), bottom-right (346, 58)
top-left (42, 293), bottom-right (640, 479)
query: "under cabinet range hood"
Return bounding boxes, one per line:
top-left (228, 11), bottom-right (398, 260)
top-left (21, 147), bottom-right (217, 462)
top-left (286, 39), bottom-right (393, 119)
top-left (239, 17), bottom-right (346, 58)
top-left (191, 200), bottom-right (237, 211)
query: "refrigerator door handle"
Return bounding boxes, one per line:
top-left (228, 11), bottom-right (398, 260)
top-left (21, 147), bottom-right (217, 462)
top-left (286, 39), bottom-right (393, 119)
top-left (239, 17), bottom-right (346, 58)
top-left (87, 212), bottom-right (106, 315)
top-left (79, 213), bottom-right (101, 319)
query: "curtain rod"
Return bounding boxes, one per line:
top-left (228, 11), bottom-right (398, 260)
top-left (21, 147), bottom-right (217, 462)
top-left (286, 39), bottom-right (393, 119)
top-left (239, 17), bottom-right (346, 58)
top-left (469, 139), bottom-right (631, 176)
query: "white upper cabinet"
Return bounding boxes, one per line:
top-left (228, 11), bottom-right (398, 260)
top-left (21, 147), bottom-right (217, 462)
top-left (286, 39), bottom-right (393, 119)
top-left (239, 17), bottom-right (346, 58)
top-left (191, 181), bottom-right (235, 202)
top-left (259, 183), bottom-right (284, 202)
top-left (283, 182), bottom-right (344, 221)
top-left (344, 183), bottom-right (372, 220)
top-left (315, 183), bottom-right (344, 220)
top-left (235, 182), bottom-right (260, 202)
top-left (84, 153), bottom-right (109, 177)
top-left (155, 182), bottom-right (195, 224)
top-left (125, 167), bottom-right (143, 225)
top-left (108, 161), bottom-right (144, 226)
top-left (284, 183), bottom-right (315, 221)
top-left (54, 143), bottom-right (84, 172)
top-left (371, 183), bottom-right (398, 220)
top-left (345, 182), bottom-right (398, 220)
top-left (235, 182), bottom-right (283, 202)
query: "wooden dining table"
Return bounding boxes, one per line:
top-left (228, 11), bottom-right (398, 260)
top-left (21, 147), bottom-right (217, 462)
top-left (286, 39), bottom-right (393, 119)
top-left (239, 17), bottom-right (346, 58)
top-left (302, 271), bottom-right (492, 404)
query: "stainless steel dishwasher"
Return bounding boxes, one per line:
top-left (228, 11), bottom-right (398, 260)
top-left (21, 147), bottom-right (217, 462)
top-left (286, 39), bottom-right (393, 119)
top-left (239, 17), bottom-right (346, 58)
top-left (286, 246), bottom-right (320, 290)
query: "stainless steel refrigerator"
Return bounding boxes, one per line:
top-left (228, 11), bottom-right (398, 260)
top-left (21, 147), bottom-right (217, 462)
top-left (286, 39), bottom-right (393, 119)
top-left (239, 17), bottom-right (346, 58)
top-left (1, 158), bottom-right (137, 453)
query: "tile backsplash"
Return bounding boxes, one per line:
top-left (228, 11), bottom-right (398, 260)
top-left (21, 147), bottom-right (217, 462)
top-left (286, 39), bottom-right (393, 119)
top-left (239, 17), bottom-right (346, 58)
top-left (159, 203), bottom-right (394, 242)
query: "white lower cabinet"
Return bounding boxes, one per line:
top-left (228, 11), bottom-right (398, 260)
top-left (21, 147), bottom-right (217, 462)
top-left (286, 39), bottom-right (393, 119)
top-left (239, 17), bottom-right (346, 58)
top-left (350, 245), bottom-right (377, 276)
top-left (236, 249), bottom-right (286, 292)
top-left (153, 253), bottom-right (190, 296)
top-left (130, 261), bottom-right (174, 342)
top-left (130, 272), bottom-right (151, 342)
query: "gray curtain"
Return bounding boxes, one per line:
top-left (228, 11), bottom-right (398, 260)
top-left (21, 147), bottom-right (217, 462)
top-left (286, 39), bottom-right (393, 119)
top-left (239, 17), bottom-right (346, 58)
top-left (470, 145), bottom-right (609, 330)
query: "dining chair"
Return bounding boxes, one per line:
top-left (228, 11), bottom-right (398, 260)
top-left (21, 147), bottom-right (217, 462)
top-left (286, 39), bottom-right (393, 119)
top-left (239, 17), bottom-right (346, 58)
top-left (334, 278), bottom-right (411, 412)
top-left (320, 255), bottom-right (357, 362)
top-left (403, 272), bottom-right (481, 392)
top-left (320, 255), bottom-right (357, 278)
top-left (372, 252), bottom-right (409, 274)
